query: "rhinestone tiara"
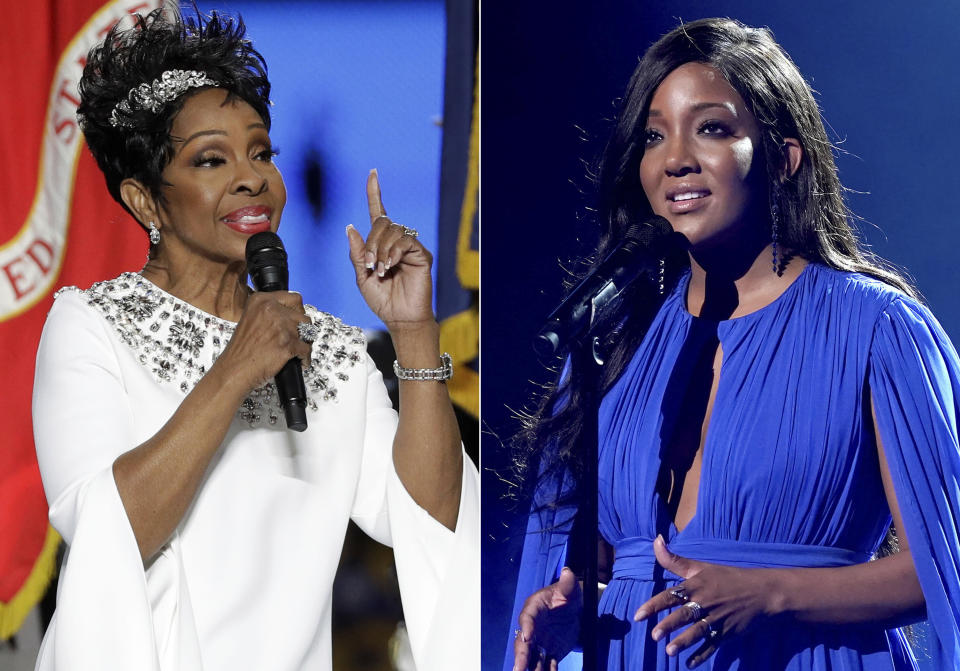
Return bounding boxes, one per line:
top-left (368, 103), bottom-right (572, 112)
top-left (109, 69), bottom-right (219, 128)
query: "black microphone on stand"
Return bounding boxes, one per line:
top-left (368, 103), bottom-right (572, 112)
top-left (534, 215), bottom-right (675, 358)
top-left (245, 231), bottom-right (308, 432)
top-left (531, 215), bottom-right (675, 671)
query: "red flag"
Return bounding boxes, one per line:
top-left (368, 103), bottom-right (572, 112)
top-left (0, 0), bottom-right (161, 638)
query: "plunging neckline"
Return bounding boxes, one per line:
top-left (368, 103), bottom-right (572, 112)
top-left (660, 341), bottom-right (722, 536)
top-left (660, 264), bottom-right (814, 534)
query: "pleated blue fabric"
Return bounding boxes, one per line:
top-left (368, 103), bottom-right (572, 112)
top-left (504, 263), bottom-right (960, 671)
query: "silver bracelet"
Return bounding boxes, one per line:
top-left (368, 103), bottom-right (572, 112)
top-left (393, 352), bottom-right (453, 381)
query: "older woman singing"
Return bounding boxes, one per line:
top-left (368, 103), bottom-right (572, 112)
top-left (33, 7), bottom-right (477, 670)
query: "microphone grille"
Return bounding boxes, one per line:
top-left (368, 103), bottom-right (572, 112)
top-left (624, 216), bottom-right (672, 246)
top-left (622, 216), bottom-right (674, 256)
top-left (245, 232), bottom-right (288, 291)
top-left (245, 231), bottom-right (285, 261)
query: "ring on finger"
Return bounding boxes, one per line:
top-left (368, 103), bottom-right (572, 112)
top-left (297, 321), bottom-right (320, 344)
top-left (683, 600), bottom-right (704, 621)
top-left (399, 224), bottom-right (419, 238)
top-left (669, 586), bottom-right (689, 602)
top-left (702, 618), bottom-right (720, 641)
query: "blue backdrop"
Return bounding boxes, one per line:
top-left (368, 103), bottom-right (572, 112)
top-left (200, 0), bottom-right (445, 330)
top-left (481, 1), bottom-right (957, 668)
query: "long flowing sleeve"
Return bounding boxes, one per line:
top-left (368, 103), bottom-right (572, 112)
top-left (501, 359), bottom-right (580, 671)
top-left (35, 283), bottom-right (478, 671)
top-left (868, 296), bottom-right (960, 665)
top-left (501, 465), bottom-right (578, 671)
top-left (33, 291), bottom-right (202, 670)
top-left (349, 356), bottom-right (480, 670)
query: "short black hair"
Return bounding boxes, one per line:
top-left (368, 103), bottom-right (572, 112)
top-left (77, 7), bottom-right (271, 223)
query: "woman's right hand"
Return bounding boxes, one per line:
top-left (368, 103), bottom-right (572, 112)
top-left (214, 290), bottom-right (313, 394)
top-left (514, 567), bottom-right (582, 671)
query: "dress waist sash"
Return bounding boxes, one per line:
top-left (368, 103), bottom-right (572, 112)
top-left (611, 536), bottom-right (872, 581)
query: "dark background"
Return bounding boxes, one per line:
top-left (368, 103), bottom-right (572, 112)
top-left (480, 1), bottom-right (960, 668)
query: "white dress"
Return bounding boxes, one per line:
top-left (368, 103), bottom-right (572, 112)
top-left (32, 272), bottom-right (479, 671)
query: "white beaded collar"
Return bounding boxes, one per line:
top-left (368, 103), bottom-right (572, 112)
top-left (56, 272), bottom-right (366, 427)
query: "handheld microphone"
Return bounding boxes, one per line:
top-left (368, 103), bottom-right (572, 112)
top-left (245, 231), bottom-right (308, 432)
top-left (534, 216), bottom-right (676, 359)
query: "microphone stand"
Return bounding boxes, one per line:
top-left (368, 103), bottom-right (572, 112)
top-left (538, 279), bottom-right (670, 670)
top-left (573, 336), bottom-right (602, 671)
top-left (534, 225), bottom-right (678, 669)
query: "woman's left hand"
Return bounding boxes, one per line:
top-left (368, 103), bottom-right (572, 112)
top-left (633, 536), bottom-right (782, 668)
top-left (347, 170), bottom-right (435, 332)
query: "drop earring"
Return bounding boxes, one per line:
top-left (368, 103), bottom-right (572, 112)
top-left (770, 184), bottom-right (782, 276)
top-left (149, 221), bottom-right (160, 245)
top-left (658, 258), bottom-right (665, 296)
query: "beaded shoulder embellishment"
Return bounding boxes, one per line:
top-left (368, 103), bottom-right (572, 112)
top-left (56, 273), bottom-right (366, 427)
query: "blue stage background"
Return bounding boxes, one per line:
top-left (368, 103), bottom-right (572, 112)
top-left (481, 2), bottom-right (957, 669)
top-left (200, 0), bottom-right (445, 330)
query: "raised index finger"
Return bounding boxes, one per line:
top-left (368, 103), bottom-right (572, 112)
top-left (366, 169), bottom-right (388, 223)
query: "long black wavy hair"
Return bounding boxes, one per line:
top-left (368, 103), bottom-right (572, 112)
top-left (510, 18), bottom-right (915, 513)
top-left (77, 6), bottom-right (271, 229)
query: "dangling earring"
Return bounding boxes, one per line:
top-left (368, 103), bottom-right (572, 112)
top-left (658, 257), bottom-right (666, 296)
top-left (149, 221), bottom-right (160, 245)
top-left (770, 184), bottom-right (782, 276)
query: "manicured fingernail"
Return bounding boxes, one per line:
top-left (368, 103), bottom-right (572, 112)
top-left (634, 609), bottom-right (648, 621)
top-left (364, 251), bottom-right (375, 269)
top-left (345, 224), bottom-right (355, 235)
top-left (687, 659), bottom-right (698, 670)
top-left (666, 644), bottom-right (677, 656)
top-left (651, 628), bottom-right (662, 641)
top-left (377, 261), bottom-right (385, 277)
top-left (655, 535), bottom-right (665, 547)
top-left (384, 256), bottom-right (393, 270)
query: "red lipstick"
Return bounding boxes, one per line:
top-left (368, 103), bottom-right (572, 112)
top-left (221, 205), bottom-right (272, 234)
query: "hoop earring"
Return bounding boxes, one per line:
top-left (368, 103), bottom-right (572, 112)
top-left (149, 221), bottom-right (160, 246)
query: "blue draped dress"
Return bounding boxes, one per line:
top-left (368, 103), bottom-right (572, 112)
top-left (505, 263), bottom-right (960, 670)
